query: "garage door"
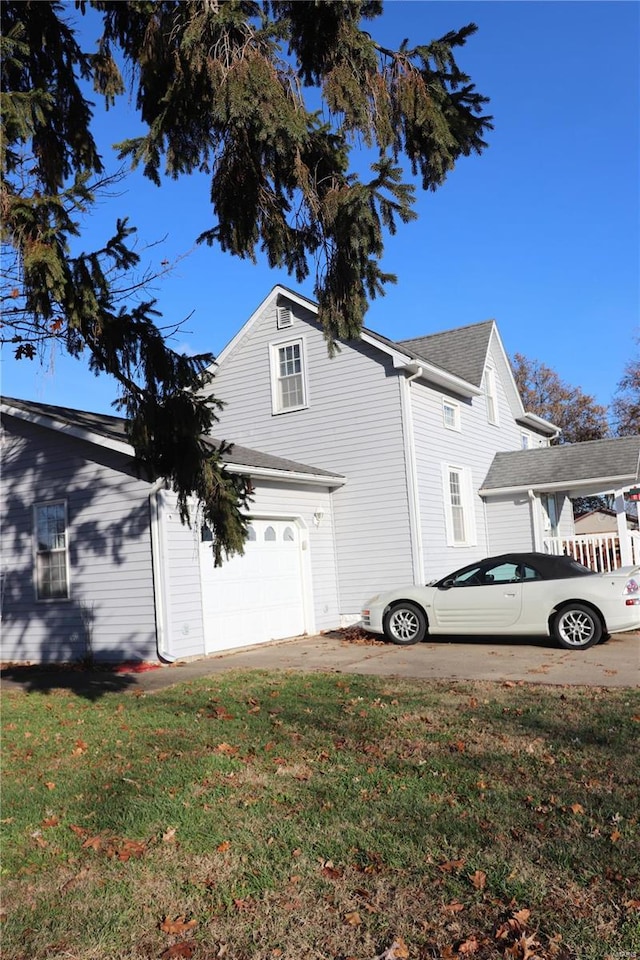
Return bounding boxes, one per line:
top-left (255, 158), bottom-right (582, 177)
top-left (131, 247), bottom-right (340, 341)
top-left (200, 518), bottom-right (306, 652)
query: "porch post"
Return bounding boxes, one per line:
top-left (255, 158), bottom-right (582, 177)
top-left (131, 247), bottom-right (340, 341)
top-left (614, 489), bottom-right (632, 565)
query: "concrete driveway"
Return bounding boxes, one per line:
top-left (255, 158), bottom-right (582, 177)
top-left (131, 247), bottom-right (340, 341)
top-left (2, 630), bottom-right (638, 696)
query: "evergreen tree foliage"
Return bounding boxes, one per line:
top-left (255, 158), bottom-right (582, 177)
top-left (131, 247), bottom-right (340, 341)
top-left (1, 0), bottom-right (492, 559)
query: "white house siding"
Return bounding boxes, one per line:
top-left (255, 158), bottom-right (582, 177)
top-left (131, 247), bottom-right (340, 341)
top-left (155, 490), bottom-right (206, 660)
top-left (411, 337), bottom-right (536, 580)
top-left (209, 300), bottom-right (414, 615)
top-left (1, 416), bottom-right (157, 663)
top-left (484, 495), bottom-right (535, 555)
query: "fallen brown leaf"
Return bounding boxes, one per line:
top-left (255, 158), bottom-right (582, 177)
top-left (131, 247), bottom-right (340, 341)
top-left (208, 706), bottom-right (234, 720)
top-left (458, 937), bottom-right (481, 954)
top-left (442, 901), bottom-right (465, 914)
top-left (114, 839), bottom-right (146, 861)
top-left (59, 867), bottom-right (90, 894)
top-left (438, 858), bottom-right (465, 873)
top-left (161, 943), bottom-right (195, 959)
top-left (374, 937), bottom-right (410, 959)
top-left (344, 911), bottom-right (362, 925)
top-left (159, 916), bottom-right (197, 935)
top-left (82, 835), bottom-right (103, 851)
top-left (233, 898), bottom-right (254, 912)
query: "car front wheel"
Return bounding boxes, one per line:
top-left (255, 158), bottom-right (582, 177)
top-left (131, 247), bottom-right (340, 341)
top-left (552, 604), bottom-right (602, 650)
top-left (383, 602), bottom-right (428, 645)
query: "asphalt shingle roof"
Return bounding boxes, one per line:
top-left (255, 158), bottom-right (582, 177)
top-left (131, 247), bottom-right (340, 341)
top-left (1, 397), bottom-right (342, 480)
top-left (396, 320), bottom-right (495, 388)
top-left (482, 436), bottom-right (640, 492)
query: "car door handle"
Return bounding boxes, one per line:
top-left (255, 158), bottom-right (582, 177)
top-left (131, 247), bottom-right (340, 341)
top-left (504, 592), bottom-right (516, 598)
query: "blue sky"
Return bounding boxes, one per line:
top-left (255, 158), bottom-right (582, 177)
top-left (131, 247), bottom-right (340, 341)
top-left (2, 0), bottom-right (638, 417)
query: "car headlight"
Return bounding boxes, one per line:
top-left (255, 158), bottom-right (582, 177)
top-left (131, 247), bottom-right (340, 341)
top-left (624, 578), bottom-right (639, 595)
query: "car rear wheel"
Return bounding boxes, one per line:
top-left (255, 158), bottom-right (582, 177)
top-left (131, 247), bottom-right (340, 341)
top-left (383, 602), bottom-right (428, 645)
top-left (552, 604), bottom-right (602, 650)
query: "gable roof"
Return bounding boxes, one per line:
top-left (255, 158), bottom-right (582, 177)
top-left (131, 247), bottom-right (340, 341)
top-left (480, 436), bottom-right (640, 496)
top-left (214, 285), bottom-right (483, 398)
top-left (0, 397), bottom-right (345, 487)
top-left (397, 320), bottom-right (495, 389)
top-left (213, 286), bottom-right (558, 433)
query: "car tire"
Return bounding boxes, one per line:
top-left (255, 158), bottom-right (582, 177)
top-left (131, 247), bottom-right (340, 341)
top-left (552, 604), bottom-right (602, 650)
top-left (383, 602), bottom-right (428, 645)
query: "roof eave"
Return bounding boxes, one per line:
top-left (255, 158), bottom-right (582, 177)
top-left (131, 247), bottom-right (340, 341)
top-left (480, 474), bottom-right (638, 497)
top-left (1, 402), bottom-right (133, 457)
top-left (517, 411), bottom-right (562, 436)
top-left (2, 401), bottom-right (344, 486)
top-left (359, 333), bottom-right (481, 397)
top-left (230, 463), bottom-right (346, 487)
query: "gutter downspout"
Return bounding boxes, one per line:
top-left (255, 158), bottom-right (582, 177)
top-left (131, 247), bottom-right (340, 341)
top-left (149, 481), bottom-right (176, 663)
top-left (400, 364), bottom-right (425, 585)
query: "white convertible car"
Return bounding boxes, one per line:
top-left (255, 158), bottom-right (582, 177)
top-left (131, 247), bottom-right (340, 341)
top-left (361, 553), bottom-right (640, 650)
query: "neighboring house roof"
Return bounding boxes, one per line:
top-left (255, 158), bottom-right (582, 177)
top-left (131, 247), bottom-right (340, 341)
top-left (0, 397), bottom-right (345, 486)
top-left (397, 320), bottom-right (495, 389)
top-left (480, 436), bottom-right (640, 495)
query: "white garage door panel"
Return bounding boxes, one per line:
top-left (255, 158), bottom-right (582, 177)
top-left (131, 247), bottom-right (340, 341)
top-left (201, 519), bottom-right (306, 652)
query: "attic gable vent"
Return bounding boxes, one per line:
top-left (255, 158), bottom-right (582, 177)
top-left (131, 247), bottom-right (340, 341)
top-left (277, 306), bottom-right (294, 330)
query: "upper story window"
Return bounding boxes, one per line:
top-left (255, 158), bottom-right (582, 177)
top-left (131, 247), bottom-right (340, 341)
top-left (442, 398), bottom-right (461, 431)
top-left (34, 501), bottom-right (69, 600)
top-left (484, 366), bottom-right (499, 425)
top-left (271, 338), bottom-right (307, 414)
top-left (521, 432), bottom-right (530, 449)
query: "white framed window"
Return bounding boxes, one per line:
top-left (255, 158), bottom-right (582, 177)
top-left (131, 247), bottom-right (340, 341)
top-left (541, 494), bottom-right (559, 537)
top-left (521, 432), bottom-right (530, 449)
top-left (270, 338), bottom-right (308, 414)
top-left (442, 398), bottom-right (461, 431)
top-left (34, 500), bottom-right (70, 600)
top-left (442, 464), bottom-right (477, 546)
top-left (484, 366), bottom-right (499, 425)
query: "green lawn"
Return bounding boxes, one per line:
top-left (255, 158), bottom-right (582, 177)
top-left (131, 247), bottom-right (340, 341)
top-left (1, 672), bottom-right (638, 960)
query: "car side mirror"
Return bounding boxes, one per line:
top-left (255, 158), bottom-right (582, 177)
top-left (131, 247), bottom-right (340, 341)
top-left (439, 578), bottom-right (455, 590)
